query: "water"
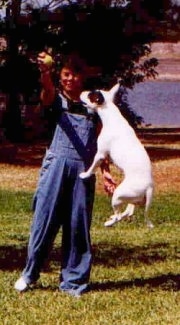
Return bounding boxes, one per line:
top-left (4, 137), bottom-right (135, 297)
top-left (127, 81), bottom-right (180, 126)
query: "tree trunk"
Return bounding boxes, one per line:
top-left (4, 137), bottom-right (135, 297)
top-left (5, 1), bottom-right (23, 142)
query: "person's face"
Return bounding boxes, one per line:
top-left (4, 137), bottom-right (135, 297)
top-left (59, 67), bottom-right (84, 95)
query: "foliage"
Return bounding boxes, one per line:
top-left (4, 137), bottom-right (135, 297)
top-left (0, 0), bottom-right (177, 139)
top-left (26, 3), bottom-right (159, 88)
top-left (0, 1), bottom-right (160, 90)
top-left (0, 0), bottom-right (9, 9)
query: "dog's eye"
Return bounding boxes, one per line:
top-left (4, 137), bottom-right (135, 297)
top-left (88, 91), bottom-right (104, 105)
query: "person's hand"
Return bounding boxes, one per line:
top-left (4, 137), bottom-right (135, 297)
top-left (37, 51), bottom-right (54, 72)
top-left (102, 170), bottom-right (116, 195)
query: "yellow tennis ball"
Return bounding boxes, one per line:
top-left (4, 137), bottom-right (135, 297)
top-left (39, 52), bottom-right (54, 67)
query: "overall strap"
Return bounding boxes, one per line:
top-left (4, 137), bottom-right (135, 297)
top-left (59, 113), bottom-right (88, 161)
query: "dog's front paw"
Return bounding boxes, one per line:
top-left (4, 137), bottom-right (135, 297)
top-left (147, 221), bottom-right (154, 229)
top-left (104, 215), bottom-right (118, 227)
top-left (79, 172), bottom-right (90, 179)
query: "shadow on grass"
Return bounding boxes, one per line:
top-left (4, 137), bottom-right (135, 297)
top-left (92, 242), bottom-right (170, 267)
top-left (91, 273), bottom-right (180, 292)
top-left (0, 243), bottom-right (179, 292)
top-left (31, 273), bottom-right (180, 292)
top-left (0, 135), bottom-right (180, 166)
top-left (0, 245), bottom-right (28, 270)
top-left (0, 242), bottom-right (176, 270)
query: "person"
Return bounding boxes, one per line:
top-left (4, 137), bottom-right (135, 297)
top-left (14, 52), bottom-right (116, 297)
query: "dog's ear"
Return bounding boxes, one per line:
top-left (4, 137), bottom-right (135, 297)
top-left (109, 84), bottom-right (120, 101)
top-left (88, 91), bottom-right (105, 105)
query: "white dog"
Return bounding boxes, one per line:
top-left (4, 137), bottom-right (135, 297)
top-left (79, 84), bottom-right (154, 228)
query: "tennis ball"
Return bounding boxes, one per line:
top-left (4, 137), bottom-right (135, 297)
top-left (39, 52), bottom-right (54, 67)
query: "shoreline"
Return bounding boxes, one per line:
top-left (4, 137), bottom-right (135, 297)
top-left (149, 42), bottom-right (180, 81)
top-left (145, 58), bottom-right (180, 81)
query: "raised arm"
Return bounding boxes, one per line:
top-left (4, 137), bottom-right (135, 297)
top-left (37, 52), bottom-right (56, 106)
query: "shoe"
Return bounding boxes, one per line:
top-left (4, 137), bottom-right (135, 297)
top-left (60, 281), bottom-right (90, 298)
top-left (14, 277), bottom-right (29, 292)
top-left (60, 288), bottom-right (81, 298)
top-left (65, 289), bottom-right (81, 298)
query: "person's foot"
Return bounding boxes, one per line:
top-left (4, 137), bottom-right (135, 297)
top-left (14, 277), bottom-right (29, 292)
top-left (64, 288), bottom-right (81, 298)
top-left (60, 282), bottom-right (90, 298)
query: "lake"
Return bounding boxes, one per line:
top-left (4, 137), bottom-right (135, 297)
top-left (127, 81), bottom-right (180, 126)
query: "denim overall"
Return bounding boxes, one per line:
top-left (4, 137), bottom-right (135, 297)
top-left (22, 93), bottom-right (98, 295)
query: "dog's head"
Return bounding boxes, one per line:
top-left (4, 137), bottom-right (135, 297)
top-left (80, 83), bottom-right (120, 110)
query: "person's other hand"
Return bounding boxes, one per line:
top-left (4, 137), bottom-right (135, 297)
top-left (102, 170), bottom-right (116, 195)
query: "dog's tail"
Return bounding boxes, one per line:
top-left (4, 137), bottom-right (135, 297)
top-left (144, 185), bottom-right (154, 228)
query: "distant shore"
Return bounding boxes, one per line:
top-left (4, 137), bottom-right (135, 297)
top-left (155, 58), bottom-right (180, 81)
top-left (149, 42), bottom-right (180, 81)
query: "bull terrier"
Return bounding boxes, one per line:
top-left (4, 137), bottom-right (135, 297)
top-left (79, 84), bottom-right (154, 228)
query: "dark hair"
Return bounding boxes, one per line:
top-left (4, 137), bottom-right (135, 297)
top-left (60, 53), bottom-right (87, 75)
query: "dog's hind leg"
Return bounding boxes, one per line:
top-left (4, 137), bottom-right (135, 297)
top-left (119, 203), bottom-right (135, 220)
top-left (144, 185), bottom-right (154, 228)
top-left (104, 186), bottom-right (129, 227)
top-left (104, 188), bottom-right (122, 226)
top-left (104, 203), bottom-right (135, 227)
top-left (104, 211), bottom-right (121, 227)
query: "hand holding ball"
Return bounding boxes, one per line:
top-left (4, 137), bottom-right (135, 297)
top-left (38, 52), bottom-right (54, 70)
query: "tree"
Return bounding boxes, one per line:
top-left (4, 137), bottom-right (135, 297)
top-left (1, 0), bottom-right (178, 139)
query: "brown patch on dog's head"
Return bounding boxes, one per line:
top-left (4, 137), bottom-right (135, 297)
top-left (88, 91), bottom-right (105, 105)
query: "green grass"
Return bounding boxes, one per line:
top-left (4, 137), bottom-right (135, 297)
top-left (0, 190), bottom-right (179, 325)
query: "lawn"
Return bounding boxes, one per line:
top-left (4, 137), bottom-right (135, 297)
top-left (0, 132), bottom-right (179, 325)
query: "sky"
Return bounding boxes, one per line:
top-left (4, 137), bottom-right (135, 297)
top-left (0, 0), bottom-right (72, 20)
top-left (0, 0), bottom-right (179, 20)
top-left (20, 0), bottom-right (73, 14)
